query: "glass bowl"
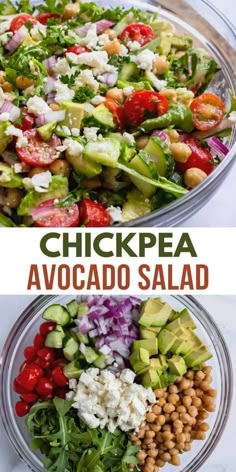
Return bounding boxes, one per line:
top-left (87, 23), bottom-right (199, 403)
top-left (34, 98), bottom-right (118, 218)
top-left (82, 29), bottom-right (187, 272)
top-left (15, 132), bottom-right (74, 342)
top-left (0, 295), bottom-right (233, 472)
top-left (103, 0), bottom-right (236, 227)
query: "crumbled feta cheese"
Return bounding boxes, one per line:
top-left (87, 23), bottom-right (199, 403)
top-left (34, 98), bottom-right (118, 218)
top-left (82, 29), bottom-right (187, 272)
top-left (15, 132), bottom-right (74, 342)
top-left (0, 20), bottom-right (11, 35)
top-left (68, 368), bottom-right (155, 433)
top-left (98, 33), bottom-right (110, 46)
top-left (0, 32), bottom-right (12, 45)
top-left (13, 162), bottom-right (30, 173)
top-left (27, 96), bottom-right (51, 116)
top-left (90, 95), bottom-right (105, 106)
top-left (53, 58), bottom-right (71, 76)
top-left (119, 45), bottom-right (129, 57)
top-left (56, 125), bottom-right (71, 136)
top-left (16, 135), bottom-right (28, 148)
top-left (80, 23), bottom-right (98, 49)
top-left (123, 86), bottom-right (134, 97)
top-left (5, 126), bottom-right (23, 138)
top-left (132, 49), bottom-right (156, 71)
top-left (83, 127), bottom-right (99, 142)
top-left (229, 111), bottom-right (236, 122)
top-left (22, 177), bottom-right (34, 191)
top-left (63, 138), bottom-right (84, 156)
top-left (107, 206), bottom-right (122, 224)
top-left (23, 85), bottom-right (35, 97)
top-left (76, 51), bottom-right (109, 70)
top-left (0, 112), bottom-right (10, 121)
top-left (71, 128), bottom-right (80, 137)
top-left (54, 81), bottom-right (75, 104)
top-left (31, 171), bottom-right (52, 193)
top-left (123, 132), bottom-right (135, 146)
top-left (151, 77), bottom-right (167, 91)
top-left (127, 40), bottom-right (140, 51)
top-left (84, 102), bottom-right (95, 113)
top-left (77, 69), bottom-right (99, 92)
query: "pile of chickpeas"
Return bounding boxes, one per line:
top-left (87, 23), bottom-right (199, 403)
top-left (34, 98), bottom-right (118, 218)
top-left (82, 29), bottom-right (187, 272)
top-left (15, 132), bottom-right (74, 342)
top-left (131, 365), bottom-right (216, 472)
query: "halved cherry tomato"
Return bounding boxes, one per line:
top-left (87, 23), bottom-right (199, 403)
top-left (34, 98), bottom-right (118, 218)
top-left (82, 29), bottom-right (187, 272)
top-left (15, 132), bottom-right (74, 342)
top-left (34, 357), bottom-right (51, 370)
top-left (33, 198), bottom-right (80, 228)
top-left (15, 400), bottom-right (30, 417)
top-left (55, 387), bottom-right (68, 399)
top-left (176, 137), bottom-right (214, 175)
top-left (37, 347), bottom-right (55, 364)
top-left (16, 368), bottom-right (39, 392)
top-left (124, 90), bottom-right (169, 127)
top-left (190, 93), bottom-right (225, 131)
top-left (26, 363), bottom-right (44, 378)
top-left (104, 98), bottom-right (125, 131)
top-left (21, 392), bottom-right (38, 403)
top-left (79, 198), bottom-right (110, 227)
top-left (36, 377), bottom-right (54, 397)
top-left (33, 333), bottom-right (45, 349)
top-left (40, 321), bottom-right (56, 337)
top-left (16, 108), bottom-right (34, 132)
top-left (13, 378), bottom-right (28, 395)
top-left (24, 346), bottom-right (37, 362)
top-left (10, 14), bottom-right (38, 33)
top-left (119, 23), bottom-right (154, 46)
top-left (16, 130), bottom-right (61, 167)
top-left (52, 366), bottom-right (69, 387)
top-left (52, 358), bottom-right (68, 368)
top-left (64, 45), bottom-right (91, 56)
top-left (37, 13), bottom-right (60, 25)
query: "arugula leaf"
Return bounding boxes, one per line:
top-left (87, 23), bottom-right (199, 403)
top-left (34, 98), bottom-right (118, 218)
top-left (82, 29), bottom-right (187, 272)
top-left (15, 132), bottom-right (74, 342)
top-left (73, 86), bottom-right (95, 103)
top-left (37, 0), bottom-right (68, 14)
top-left (55, 188), bottom-right (86, 208)
top-left (53, 397), bottom-right (73, 417)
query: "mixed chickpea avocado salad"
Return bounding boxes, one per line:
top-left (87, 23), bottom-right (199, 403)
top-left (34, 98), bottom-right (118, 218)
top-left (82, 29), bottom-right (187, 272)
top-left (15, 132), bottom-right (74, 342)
top-left (13, 296), bottom-right (216, 472)
top-left (0, 0), bottom-right (235, 227)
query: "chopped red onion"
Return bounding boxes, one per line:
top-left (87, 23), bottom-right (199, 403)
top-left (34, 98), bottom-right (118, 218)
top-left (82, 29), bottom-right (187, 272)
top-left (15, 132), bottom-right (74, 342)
top-left (44, 77), bottom-right (57, 94)
top-left (0, 101), bottom-right (21, 122)
top-left (101, 72), bottom-right (117, 87)
top-left (206, 136), bottom-right (229, 159)
top-left (35, 110), bottom-right (65, 127)
top-left (6, 25), bottom-right (28, 52)
top-left (43, 56), bottom-right (57, 73)
top-left (46, 92), bottom-right (56, 105)
top-left (152, 130), bottom-right (169, 143)
top-left (76, 19), bottom-right (115, 36)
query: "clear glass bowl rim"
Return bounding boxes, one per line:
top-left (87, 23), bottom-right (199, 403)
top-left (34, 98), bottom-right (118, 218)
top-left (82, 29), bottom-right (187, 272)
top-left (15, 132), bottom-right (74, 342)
top-left (0, 294), bottom-right (233, 472)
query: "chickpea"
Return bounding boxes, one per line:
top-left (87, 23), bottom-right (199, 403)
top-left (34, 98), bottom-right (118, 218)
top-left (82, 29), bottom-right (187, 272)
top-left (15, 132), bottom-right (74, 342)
top-left (170, 412), bottom-right (179, 421)
top-left (199, 422), bottom-right (210, 432)
top-left (182, 395), bottom-right (192, 407)
top-left (170, 142), bottom-right (192, 163)
top-left (5, 188), bottom-right (23, 208)
top-left (192, 397), bottom-right (202, 408)
top-left (162, 431), bottom-right (173, 441)
top-left (145, 431), bottom-right (155, 439)
top-left (173, 419), bottom-right (183, 430)
top-left (138, 428), bottom-right (146, 438)
top-left (194, 431), bottom-right (206, 440)
top-left (183, 443), bottom-right (191, 452)
top-left (205, 375), bottom-right (213, 384)
top-left (103, 28), bottom-right (117, 40)
top-left (49, 103), bottom-right (61, 111)
top-left (175, 433), bottom-right (186, 444)
top-left (179, 378), bottom-right (191, 391)
top-left (195, 371), bottom-right (205, 381)
top-left (167, 394), bottom-right (179, 404)
top-left (137, 450), bottom-right (147, 462)
top-left (2, 81), bottom-right (13, 92)
top-left (147, 449), bottom-right (159, 458)
top-left (162, 424), bottom-right (171, 432)
top-left (151, 424), bottom-right (161, 433)
top-left (136, 135), bottom-right (149, 150)
top-left (169, 448), bottom-right (179, 456)
top-left (168, 385), bottom-right (178, 394)
top-left (183, 425), bottom-right (191, 433)
top-left (186, 370), bottom-right (194, 380)
top-left (176, 405), bottom-right (186, 414)
top-left (146, 412), bottom-right (156, 423)
top-left (163, 403), bottom-right (175, 414)
top-left (153, 55), bottom-right (170, 75)
top-left (158, 398), bottom-right (166, 407)
top-left (184, 168), bottom-right (208, 188)
top-left (164, 440), bottom-right (175, 450)
top-left (106, 87), bottom-right (124, 104)
top-left (143, 465), bottom-right (154, 472)
top-left (103, 40), bottom-right (121, 56)
top-left (28, 167), bottom-right (48, 178)
top-left (49, 159), bottom-right (70, 177)
top-left (188, 406), bottom-right (198, 418)
top-left (160, 88), bottom-right (177, 101)
top-left (203, 366), bottom-right (212, 375)
top-left (160, 452), bottom-right (171, 462)
top-left (171, 455), bottom-right (181, 466)
top-left (152, 404), bottom-right (162, 415)
top-left (207, 388), bottom-right (217, 398)
top-left (198, 410), bottom-right (209, 420)
top-left (156, 415), bottom-right (166, 426)
top-left (195, 388), bottom-right (204, 398)
top-left (156, 459), bottom-right (165, 468)
top-left (146, 457), bottom-right (155, 465)
top-left (16, 76), bottom-right (34, 90)
top-left (165, 129), bottom-right (179, 143)
top-left (63, 3), bottom-right (80, 20)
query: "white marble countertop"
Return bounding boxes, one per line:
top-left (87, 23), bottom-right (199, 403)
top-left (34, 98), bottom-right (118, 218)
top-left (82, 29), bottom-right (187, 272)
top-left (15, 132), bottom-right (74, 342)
top-left (0, 295), bottom-right (236, 471)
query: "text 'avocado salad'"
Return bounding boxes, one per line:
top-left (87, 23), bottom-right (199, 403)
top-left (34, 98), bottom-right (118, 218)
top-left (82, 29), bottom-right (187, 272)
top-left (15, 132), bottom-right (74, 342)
top-left (13, 296), bottom-right (216, 471)
top-left (0, 0), bottom-right (235, 227)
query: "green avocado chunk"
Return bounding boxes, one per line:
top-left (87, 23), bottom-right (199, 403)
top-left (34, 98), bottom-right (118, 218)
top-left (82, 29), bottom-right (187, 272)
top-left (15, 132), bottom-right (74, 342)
top-left (139, 298), bottom-right (173, 328)
top-left (132, 338), bottom-right (158, 356)
top-left (0, 163), bottom-right (22, 188)
top-left (83, 138), bottom-right (120, 168)
top-left (184, 346), bottom-right (213, 367)
top-left (129, 347), bottom-right (150, 374)
top-left (139, 327), bottom-right (158, 339)
top-left (61, 102), bottom-right (84, 129)
top-left (158, 329), bottom-right (177, 355)
top-left (142, 368), bottom-right (160, 388)
top-left (168, 355), bottom-right (187, 376)
top-left (37, 122), bottom-right (56, 142)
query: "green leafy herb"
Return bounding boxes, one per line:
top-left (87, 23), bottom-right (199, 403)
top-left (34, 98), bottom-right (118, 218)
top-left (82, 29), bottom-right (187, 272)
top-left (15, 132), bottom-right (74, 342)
top-left (60, 71), bottom-right (80, 87)
top-left (0, 0), bottom-right (16, 15)
top-left (73, 86), bottom-right (95, 103)
top-left (37, 0), bottom-right (68, 14)
top-left (226, 91), bottom-right (236, 116)
top-left (55, 188), bottom-right (85, 208)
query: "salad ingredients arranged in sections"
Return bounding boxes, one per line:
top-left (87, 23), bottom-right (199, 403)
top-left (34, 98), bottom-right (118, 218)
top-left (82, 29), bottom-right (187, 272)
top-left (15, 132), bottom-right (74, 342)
top-left (13, 296), bottom-right (216, 471)
top-left (0, 0), bottom-right (235, 227)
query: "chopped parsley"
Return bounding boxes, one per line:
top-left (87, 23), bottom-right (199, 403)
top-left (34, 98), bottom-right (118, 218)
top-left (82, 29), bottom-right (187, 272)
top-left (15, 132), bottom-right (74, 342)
top-left (73, 86), bottom-right (95, 103)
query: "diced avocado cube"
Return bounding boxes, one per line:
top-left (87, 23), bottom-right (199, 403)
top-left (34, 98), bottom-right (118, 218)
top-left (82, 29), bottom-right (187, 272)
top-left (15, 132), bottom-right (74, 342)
top-left (129, 347), bottom-right (150, 374)
top-left (61, 102), bottom-right (84, 129)
top-left (184, 346), bottom-right (213, 368)
top-left (18, 176), bottom-right (68, 216)
top-left (169, 309), bottom-right (196, 330)
top-left (158, 330), bottom-right (177, 355)
top-left (150, 20), bottom-right (174, 37)
top-left (0, 163), bottom-right (22, 188)
top-left (83, 138), bottom-right (120, 168)
top-left (142, 368), bottom-right (160, 388)
top-left (159, 354), bottom-right (168, 372)
top-left (170, 338), bottom-right (195, 356)
top-left (139, 298), bottom-right (173, 328)
top-left (0, 122), bottom-right (13, 154)
top-left (66, 151), bottom-right (102, 178)
top-left (160, 371), bottom-right (178, 388)
top-left (37, 122), bottom-right (56, 142)
top-left (139, 328), bottom-right (157, 339)
top-left (168, 355), bottom-right (187, 376)
top-left (148, 326), bottom-right (162, 334)
top-left (170, 34), bottom-right (193, 50)
top-left (83, 347), bottom-right (99, 364)
top-left (150, 358), bottom-right (162, 374)
top-left (132, 339), bottom-right (158, 356)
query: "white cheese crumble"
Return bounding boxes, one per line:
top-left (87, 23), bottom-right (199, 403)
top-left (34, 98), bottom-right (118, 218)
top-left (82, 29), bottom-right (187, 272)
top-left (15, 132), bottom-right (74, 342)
top-left (132, 49), bottom-right (155, 71)
top-left (123, 132), bottom-right (135, 146)
top-left (98, 33), bottom-right (110, 46)
top-left (229, 111), bottom-right (236, 122)
top-left (0, 112), bottom-right (10, 121)
top-left (63, 138), bottom-right (84, 156)
top-left (90, 95), bottom-right (105, 106)
top-left (71, 128), bottom-right (80, 137)
top-left (77, 69), bottom-right (99, 92)
top-left (119, 45), bottom-right (129, 57)
top-left (31, 171), bottom-right (52, 193)
top-left (151, 76), bottom-right (167, 91)
top-left (76, 51), bottom-right (109, 70)
top-left (83, 127), bottom-right (99, 142)
top-left (0, 32), bottom-right (12, 45)
top-left (0, 20), bottom-right (11, 35)
top-left (123, 86), bottom-right (134, 97)
top-left (13, 162), bottom-right (30, 173)
top-left (54, 81), bottom-right (75, 104)
top-left (68, 368), bottom-right (155, 432)
top-left (53, 58), bottom-right (71, 76)
top-left (16, 135), bottom-right (28, 148)
top-left (30, 24), bottom-right (46, 41)
top-left (80, 23), bottom-right (98, 49)
top-left (27, 96), bottom-right (51, 116)
top-left (5, 126), bottom-right (23, 138)
top-left (107, 206), bottom-right (122, 224)
top-left (84, 102), bottom-right (95, 113)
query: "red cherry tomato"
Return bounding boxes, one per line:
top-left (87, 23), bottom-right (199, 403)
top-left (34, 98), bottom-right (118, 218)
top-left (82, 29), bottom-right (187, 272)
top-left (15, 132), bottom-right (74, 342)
top-left (52, 358), bottom-right (68, 368)
top-left (33, 198), bottom-right (80, 228)
top-left (16, 130), bottom-right (61, 167)
top-left (10, 14), bottom-right (38, 33)
top-left (16, 108), bottom-right (34, 132)
top-left (16, 368), bottom-right (39, 392)
top-left (124, 90), bottom-right (169, 127)
top-left (190, 93), bottom-right (225, 131)
top-left (26, 363), bottom-right (44, 378)
top-left (21, 392), bottom-right (38, 403)
top-left (13, 378), bottom-right (28, 395)
top-left (119, 23), bottom-right (154, 46)
top-left (37, 347), bottom-right (55, 364)
top-left (36, 377), bottom-right (54, 397)
top-left (52, 366), bottom-right (69, 387)
top-left (37, 13), bottom-right (60, 25)
top-left (24, 346), bottom-right (37, 362)
top-left (40, 321), bottom-right (56, 337)
top-left (55, 387), bottom-right (68, 399)
top-left (33, 333), bottom-right (45, 349)
top-left (104, 98), bottom-right (125, 130)
top-left (176, 137), bottom-right (214, 176)
top-left (34, 357), bottom-right (51, 370)
top-left (79, 199), bottom-right (110, 227)
top-left (15, 400), bottom-right (30, 417)
top-left (64, 45), bottom-right (91, 56)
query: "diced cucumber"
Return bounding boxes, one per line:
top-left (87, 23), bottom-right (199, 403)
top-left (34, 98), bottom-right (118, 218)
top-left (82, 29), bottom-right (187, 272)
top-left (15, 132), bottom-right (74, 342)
top-left (134, 37), bottom-right (161, 54)
top-left (117, 79), bottom-right (153, 90)
top-left (77, 302), bottom-right (89, 318)
top-left (43, 304), bottom-right (71, 326)
top-left (45, 328), bottom-right (65, 349)
top-left (129, 154), bottom-right (156, 196)
top-left (67, 299), bottom-right (79, 318)
top-left (84, 138), bottom-right (121, 168)
top-left (144, 136), bottom-right (175, 178)
top-left (66, 152), bottom-right (102, 178)
top-left (91, 104), bottom-right (115, 130)
top-left (93, 354), bottom-right (107, 369)
top-left (63, 337), bottom-right (79, 361)
top-left (83, 346), bottom-right (99, 364)
top-left (118, 62), bottom-right (139, 81)
top-left (121, 190), bottom-right (152, 223)
top-left (64, 360), bottom-right (83, 379)
top-left (113, 14), bottom-right (131, 35)
top-left (76, 332), bottom-right (89, 344)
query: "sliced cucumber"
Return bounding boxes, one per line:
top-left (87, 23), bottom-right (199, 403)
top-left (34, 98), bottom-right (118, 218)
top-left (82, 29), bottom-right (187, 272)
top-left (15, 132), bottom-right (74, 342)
top-left (118, 62), bottom-right (139, 81)
top-left (91, 104), bottom-right (115, 130)
top-left (64, 360), bottom-right (84, 379)
top-left (77, 302), bottom-right (89, 318)
top-left (67, 299), bottom-right (79, 318)
top-left (84, 138), bottom-right (121, 168)
top-left (144, 136), bottom-right (175, 177)
top-left (76, 332), bottom-right (89, 344)
top-left (63, 337), bottom-right (79, 361)
top-left (130, 154), bottom-right (156, 196)
top-left (118, 79), bottom-right (153, 91)
top-left (45, 328), bottom-right (65, 349)
top-left (83, 346), bottom-right (99, 364)
top-left (43, 304), bottom-right (71, 326)
top-left (113, 14), bottom-right (131, 35)
top-left (93, 354), bottom-right (107, 369)
top-left (121, 189), bottom-right (152, 223)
